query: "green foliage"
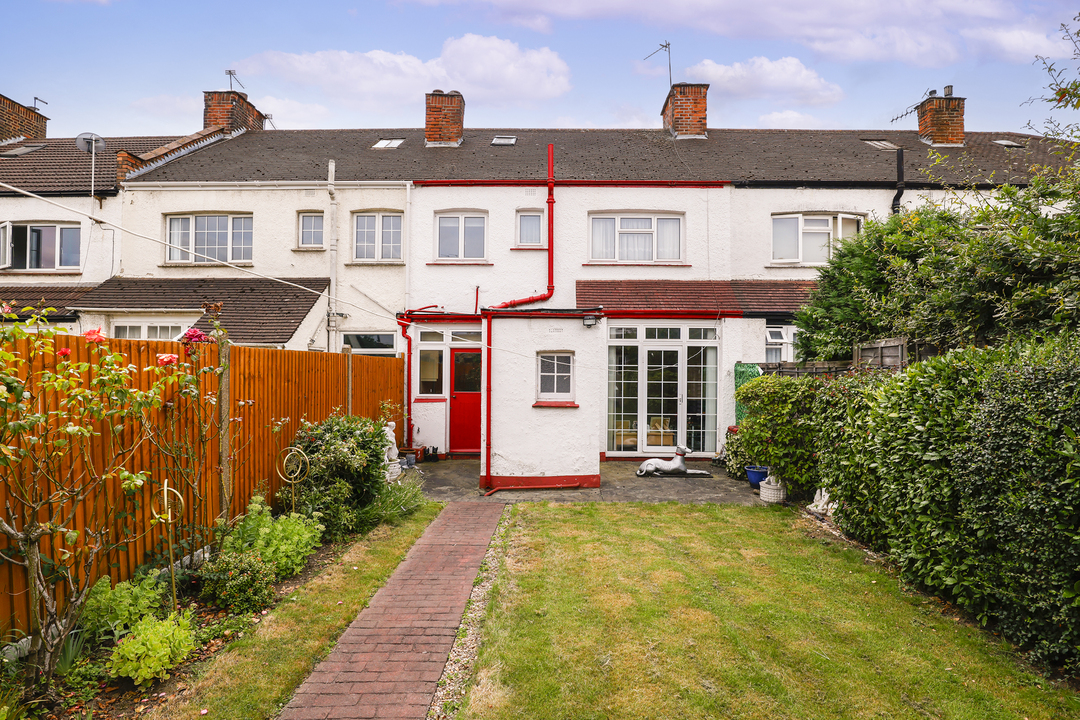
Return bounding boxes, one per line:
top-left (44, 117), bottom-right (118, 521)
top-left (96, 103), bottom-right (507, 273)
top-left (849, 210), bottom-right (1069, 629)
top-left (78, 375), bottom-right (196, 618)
top-left (733, 374), bottom-right (820, 497)
top-left (80, 573), bottom-right (166, 644)
top-left (0, 682), bottom-right (30, 720)
top-left (106, 611), bottom-right (195, 687)
top-left (721, 427), bottom-right (752, 481)
top-left (222, 496), bottom-right (323, 580)
top-left (287, 414), bottom-right (390, 540)
top-left (352, 475), bottom-right (426, 533)
top-left (199, 551), bottom-right (277, 614)
top-left (53, 629), bottom-right (87, 677)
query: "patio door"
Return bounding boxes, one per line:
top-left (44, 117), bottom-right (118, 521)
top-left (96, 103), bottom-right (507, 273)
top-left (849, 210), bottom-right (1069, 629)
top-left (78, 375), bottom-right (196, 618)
top-left (448, 349), bottom-right (482, 453)
top-left (643, 347), bottom-right (680, 452)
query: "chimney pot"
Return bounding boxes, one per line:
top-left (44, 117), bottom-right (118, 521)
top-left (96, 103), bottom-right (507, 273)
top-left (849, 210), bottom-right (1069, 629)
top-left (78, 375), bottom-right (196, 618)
top-left (944, 85), bottom-right (953, 97)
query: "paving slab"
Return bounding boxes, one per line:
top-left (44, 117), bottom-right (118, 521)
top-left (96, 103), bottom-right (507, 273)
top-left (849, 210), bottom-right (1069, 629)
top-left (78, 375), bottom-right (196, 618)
top-left (279, 502), bottom-right (505, 720)
top-left (420, 459), bottom-right (762, 505)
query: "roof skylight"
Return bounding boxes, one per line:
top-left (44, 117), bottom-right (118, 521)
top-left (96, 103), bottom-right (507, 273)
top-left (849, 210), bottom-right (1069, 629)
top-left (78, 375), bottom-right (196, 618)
top-left (372, 138), bottom-right (405, 149)
top-left (862, 139), bottom-right (900, 151)
top-left (491, 136), bottom-right (517, 146)
top-left (0, 144), bottom-right (45, 158)
top-left (992, 139), bottom-right (1024, 147)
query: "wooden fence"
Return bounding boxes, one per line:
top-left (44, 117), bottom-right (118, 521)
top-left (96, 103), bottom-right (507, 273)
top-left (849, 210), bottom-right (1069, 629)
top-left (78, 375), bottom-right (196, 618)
top-left (0, 336), bottom-right (403, 635)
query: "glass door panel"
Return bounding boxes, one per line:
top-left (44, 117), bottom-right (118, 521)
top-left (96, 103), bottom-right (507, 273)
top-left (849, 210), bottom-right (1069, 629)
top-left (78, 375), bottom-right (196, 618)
top-left (645, 348), bottom-right (679, 449)
top-left (607, 346), bottom-right (639, 452)
top-left (686, 346), bottom-right (718, 453)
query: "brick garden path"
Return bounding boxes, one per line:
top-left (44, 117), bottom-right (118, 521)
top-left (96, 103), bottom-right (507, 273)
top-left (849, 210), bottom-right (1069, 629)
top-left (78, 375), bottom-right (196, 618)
top-left (279, 502), bottom-right (506, 720)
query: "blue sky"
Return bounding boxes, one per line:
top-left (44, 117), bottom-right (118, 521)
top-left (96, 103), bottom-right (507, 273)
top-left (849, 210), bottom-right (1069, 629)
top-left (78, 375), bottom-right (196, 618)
top-left (6, 0), bottom-right (1079, 138)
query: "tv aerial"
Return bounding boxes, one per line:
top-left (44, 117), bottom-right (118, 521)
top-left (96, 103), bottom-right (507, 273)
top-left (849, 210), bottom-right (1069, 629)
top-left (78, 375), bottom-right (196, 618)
top-left (644, 41), bottom-right (673, 88)
top-left (75, 132), bottom-right (105, 198)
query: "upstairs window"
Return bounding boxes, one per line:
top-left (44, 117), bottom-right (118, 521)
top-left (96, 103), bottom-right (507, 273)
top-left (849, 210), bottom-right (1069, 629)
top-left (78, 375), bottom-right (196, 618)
top-left (771, 213), bottom-right (861, 264)
top-left (299, 213), bottom-right (323, 247)
top-left (517, 211), bottom-right (544, 246)
top-left (437, 214), bottom-right (486, 260)
top-left (0, 223), bottom-right (81, 270)
top-left (590, 214), bottom-right (681, 262)
top-left (167, 215), bottom-right (252, 263)
top-left (354, 213), bottom-right (402, 261)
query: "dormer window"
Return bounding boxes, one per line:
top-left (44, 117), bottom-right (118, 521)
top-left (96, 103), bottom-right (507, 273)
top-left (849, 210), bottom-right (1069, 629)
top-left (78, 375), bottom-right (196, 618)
top-left (372, 139), bottom-right (405, 149)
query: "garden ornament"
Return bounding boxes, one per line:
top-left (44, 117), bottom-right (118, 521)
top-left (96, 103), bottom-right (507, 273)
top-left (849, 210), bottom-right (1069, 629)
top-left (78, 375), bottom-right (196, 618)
top-left (636, 446), bottom-right (711, 476)
top-left (276, 446), bottom-right (310, 513)
top-left (385, 422), bottom-right (402, 480)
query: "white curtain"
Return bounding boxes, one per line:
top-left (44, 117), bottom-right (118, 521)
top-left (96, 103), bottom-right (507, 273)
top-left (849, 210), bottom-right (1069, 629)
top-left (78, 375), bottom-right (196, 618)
top-left (592, 218), bottom-right (615, 259)
top-left (657, 218), bottom-right (679, 259)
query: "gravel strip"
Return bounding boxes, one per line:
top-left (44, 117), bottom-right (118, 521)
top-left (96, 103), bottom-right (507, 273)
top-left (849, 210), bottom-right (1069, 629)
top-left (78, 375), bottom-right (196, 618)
top-left (427, 505), bottom-right (512, 720)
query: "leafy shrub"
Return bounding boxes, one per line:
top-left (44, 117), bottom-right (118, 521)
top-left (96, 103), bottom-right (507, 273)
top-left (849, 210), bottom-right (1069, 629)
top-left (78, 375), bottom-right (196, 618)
top-left (287, 414), bottom-right (390, 539)
top-left (0, 683), bottom-right (30, 720)
top-left (106, 611), bottom-right (195, 687)
top-left (81, 572), bottom-right (166, 643)
top-left (199, 551), bottom-right (277, 614)
top-left (721, 427), bottom-right (751, 481)
top-left (734, 374), bottom-right (820, 497)
top-left (222, 496), bottom-right (323, 579)
top-left (353, 476), bottom-right (426, 533)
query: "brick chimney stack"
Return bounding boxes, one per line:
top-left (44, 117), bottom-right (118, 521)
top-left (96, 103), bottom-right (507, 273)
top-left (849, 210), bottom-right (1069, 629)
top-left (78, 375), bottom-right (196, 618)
top-left (425, 90), bottom-right (465, 147)
top-left (916, 86), bottom-right (964, 146)
top-left (0, 93), bottom-right (47, 141)
top-left (203, 90), bottom-right (266, 133)
top-left (662, 83), bottom-right (709, 139)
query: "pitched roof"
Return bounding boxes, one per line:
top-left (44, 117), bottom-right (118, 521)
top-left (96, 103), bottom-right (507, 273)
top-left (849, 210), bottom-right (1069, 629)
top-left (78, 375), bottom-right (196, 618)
top-left (576, 279), bottom-right (816, 318)
top-left (128, 127), bottom-right (1059, 187)
top-left (0, 135), bottom-right (178, 196)
top-left (71, 277), bottom-right (331, 344)
top-left (0, 284), bottom-right (94, 320)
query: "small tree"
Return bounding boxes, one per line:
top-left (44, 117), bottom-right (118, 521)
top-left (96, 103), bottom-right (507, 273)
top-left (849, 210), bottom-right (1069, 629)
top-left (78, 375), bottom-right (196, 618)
top-left (0, 308), bottom-right (168, 688)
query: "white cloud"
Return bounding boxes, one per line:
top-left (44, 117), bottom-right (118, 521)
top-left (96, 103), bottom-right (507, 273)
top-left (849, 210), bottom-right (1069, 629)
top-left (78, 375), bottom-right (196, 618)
top-left (251, 96), bottom-right (333, 130)
top-left (405, 0), bottom-right (1072, 66)
top-left (961, 26), bottom-right (1074, 62)
top-left (757, 110), bottom-right (828, 129)
top-left (633, 60), bottom-right (668, 78)
top-left (129, 94), bottom-right (202, 120)
top-left (235, 34), bottom-right (570, 118)
top-left (686, 57), bottom-right (843, 106)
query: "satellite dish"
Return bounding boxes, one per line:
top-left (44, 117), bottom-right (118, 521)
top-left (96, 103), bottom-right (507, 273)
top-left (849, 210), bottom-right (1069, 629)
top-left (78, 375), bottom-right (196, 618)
top-left (75, 133), bottom-right (105, 154)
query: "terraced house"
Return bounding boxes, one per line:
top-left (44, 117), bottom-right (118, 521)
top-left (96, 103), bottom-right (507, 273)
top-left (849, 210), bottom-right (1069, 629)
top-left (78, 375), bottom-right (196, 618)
top-left (0, 84), bottom-right (1055, 489)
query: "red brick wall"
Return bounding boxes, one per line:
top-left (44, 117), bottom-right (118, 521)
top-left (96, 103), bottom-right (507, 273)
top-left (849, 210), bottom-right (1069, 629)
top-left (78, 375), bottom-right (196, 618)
top-left (0, 93), bottom-right (47, 140)
top-left (662, 83), bottom-right (709, 137)
top-left (203, 91), bottom-right (265, 133)
top-left (425, 91), bottom-right (465, 144)
top-left (917, 95), bottom-right (965, 145)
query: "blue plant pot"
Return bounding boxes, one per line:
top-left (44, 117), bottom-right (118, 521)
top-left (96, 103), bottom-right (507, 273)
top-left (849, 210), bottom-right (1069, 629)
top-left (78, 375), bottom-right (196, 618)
top-left (745, 465), bottom-right (769, 489)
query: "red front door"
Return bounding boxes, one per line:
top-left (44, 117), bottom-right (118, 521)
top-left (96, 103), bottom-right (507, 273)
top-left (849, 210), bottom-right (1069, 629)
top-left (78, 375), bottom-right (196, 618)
top-left (449, 349), bottom-right (482, 453)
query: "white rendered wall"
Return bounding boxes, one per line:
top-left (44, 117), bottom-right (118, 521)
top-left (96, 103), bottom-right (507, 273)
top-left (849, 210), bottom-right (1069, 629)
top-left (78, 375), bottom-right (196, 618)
top-left (0, 194), bottom-right (121, 285)
top-left (120, 184), bottom-right (407, 348)
top-left (483, 316), bottom-right (604, 479)
top-left (718, 317), bottom-right (768, 439)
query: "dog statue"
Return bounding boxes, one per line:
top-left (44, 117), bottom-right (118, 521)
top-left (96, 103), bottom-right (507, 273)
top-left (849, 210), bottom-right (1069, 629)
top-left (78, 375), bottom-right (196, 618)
top-left (636, 445), bottom-right (691, 476)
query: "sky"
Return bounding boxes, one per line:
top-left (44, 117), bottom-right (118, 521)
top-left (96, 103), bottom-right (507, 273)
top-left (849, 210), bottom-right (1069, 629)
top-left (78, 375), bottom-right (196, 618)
top-left (6, 0), bottom-right (1080, 139)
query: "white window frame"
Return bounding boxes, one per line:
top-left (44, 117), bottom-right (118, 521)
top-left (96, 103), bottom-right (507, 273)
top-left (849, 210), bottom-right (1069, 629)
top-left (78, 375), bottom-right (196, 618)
top-left (352, 212), bottom-right (403, 261)
top-left (435, 212), bottom-right (487, 261)
top-left (588, 213), bottom-right (683, 263)
top-left (113, 324), bottom-right (186, 341)
top-left (771, 213), bottom-right (862, 265)
top-left (166, 214), bottom-right (253, 264)
top-left (536, 352), bottom-right (575, 402)
top-left (516, 210), bottom-right (545, 247)
top-left (298, 213), bottom-right (324, 247)
top-left (342, 332), bottom-right (396, 355)
top-left (0, 223), bottom-right (82, 271)
top-left (765, 325), bottom-right (798, 362)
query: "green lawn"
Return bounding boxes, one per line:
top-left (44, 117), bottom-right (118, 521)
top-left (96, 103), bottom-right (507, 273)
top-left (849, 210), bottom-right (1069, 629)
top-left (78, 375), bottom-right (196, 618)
top-left (463, 503), bottom-right (1078, 720)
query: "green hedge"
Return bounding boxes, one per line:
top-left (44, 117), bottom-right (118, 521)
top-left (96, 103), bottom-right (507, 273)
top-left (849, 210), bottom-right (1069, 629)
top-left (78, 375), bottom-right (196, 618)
top-left (733, 374), bottom-right (820, 497)
top-left (761, 340), bottom-right (1080, 670)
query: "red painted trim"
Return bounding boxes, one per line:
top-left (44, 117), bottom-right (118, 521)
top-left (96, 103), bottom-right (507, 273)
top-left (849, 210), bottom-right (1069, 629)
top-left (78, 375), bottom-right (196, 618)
top-left (413, 397), bottom-right (447, 403)
top-left (402, 313), bottom-right (480, 323)
top-left (483, 474), bottom-right (602, 491)
top-left (413, 179), bottom-right (730, 188)
top-left (426, 262), bottom-right (494, 266)
top-left (532, 400), bottom-right (579, 408)
top-left (397, 319), bottom-right (413, 447)
top-left (599, 451), bottom-right (607, 461)
top-left (600, 310), bottom-right (743, 319)
top-left (489, 311), bottom-right (597, 320)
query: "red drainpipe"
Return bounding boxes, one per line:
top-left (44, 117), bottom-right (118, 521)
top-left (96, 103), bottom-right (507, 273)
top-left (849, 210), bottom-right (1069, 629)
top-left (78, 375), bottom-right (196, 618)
top-left (483, 144), bottom-right (556, 487)
top-left (397, 304), bottom-right (438, 449)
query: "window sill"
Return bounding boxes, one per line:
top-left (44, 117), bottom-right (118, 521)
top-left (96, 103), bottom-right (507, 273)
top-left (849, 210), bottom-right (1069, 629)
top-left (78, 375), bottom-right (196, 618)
top-left (413, 397), bottom-right (447, 403)
top-left (345, 261), bottom-right (405, 266)
top-left (532, 400), bottom-right (579, 408)
top-left (765, 263), bottom-right (826, 269)
top-left (0, 269), bottom-right (82, 275)
top-left (160, 262), bottom-right (254, 268)
top-left (292, 247), bottom-right (326, 252)
top-left (426, 261), bottom-right (493, 266)
top-left (511, 246), bottom-right (548, 251)
top-left (583, 262), bottom-right (689, 267)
